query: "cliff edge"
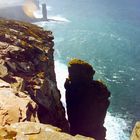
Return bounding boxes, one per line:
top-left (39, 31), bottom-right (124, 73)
top-left (0, 18), bottom-right (68, 131)
top-left (0, 122), bottom-right (94, 140)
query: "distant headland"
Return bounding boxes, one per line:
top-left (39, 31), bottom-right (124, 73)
top-left (0, 1), bottom-right (48, 23)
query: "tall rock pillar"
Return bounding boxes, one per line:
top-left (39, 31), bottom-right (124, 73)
top-left (65, 59), bottom-right (110, 140)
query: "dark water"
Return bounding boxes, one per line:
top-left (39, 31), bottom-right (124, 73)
top-left (37, 0), bottom-right (140, 139)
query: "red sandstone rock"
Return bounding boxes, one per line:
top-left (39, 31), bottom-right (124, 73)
top-left (0, 79), bottom-right (38, 125)
top-left (0, 18), bottom-right (69, 131)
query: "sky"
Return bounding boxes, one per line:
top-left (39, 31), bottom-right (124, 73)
top-left (0, 0), bottom-right (24, 7)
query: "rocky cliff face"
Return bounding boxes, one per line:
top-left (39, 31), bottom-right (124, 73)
top-left (0, 18), bottom-right (69, 131)
top-left (130, 122), bottom-right (140, 140)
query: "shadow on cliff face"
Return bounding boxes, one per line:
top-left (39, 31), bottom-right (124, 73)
top-left (64, 59), bottom-right (111, 140)
top-left (0, 19), bottom-right (69, 132)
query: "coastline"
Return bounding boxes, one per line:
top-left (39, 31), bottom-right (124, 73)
top-left (0, 5), bottom-right (47, 23)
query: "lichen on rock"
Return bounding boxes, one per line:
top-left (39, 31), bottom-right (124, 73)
top-left (68, 58), bottom-right (95, 83)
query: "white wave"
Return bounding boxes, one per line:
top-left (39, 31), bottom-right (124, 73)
top-left (34, 13), bottom-right (71, 23)
top-left (118, 70), bottom-right (125, 73)
top-left (112, 73), bottom-right (120, 79)
top-left (105, 112), bottom-right (130, 140)
top-left (54, 60), bottom-right (68, 107)
top-left (34, 21), bottom-right (48, 27)
top-left (49, 15), bottom-right (71, 23)
top-left (130, 77), bottom-right (135, 81)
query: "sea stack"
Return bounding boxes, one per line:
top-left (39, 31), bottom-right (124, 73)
top-left (65, 59), bottom-right (110, 140)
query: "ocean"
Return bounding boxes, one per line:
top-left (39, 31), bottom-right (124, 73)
top-left (37, 0), bottom-right (140, 139)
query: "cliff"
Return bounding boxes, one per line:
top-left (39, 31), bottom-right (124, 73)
top-left (130, 122), bottom-right (140, 140)
top-left (0, 18), bottom-right (96, 140)
top-left (0, 18), bottom-right (68, 131)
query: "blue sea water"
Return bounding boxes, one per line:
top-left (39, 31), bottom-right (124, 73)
top-left (37, 0), bottom-right (140, 139)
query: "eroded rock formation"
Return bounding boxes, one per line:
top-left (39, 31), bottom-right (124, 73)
top-left (0, 18), bottom-right (69, 131)
top-left (65, 59), bottom-right (110, 140)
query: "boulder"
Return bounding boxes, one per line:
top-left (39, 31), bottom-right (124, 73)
top-left (0, 122), bottom-right (95, 140)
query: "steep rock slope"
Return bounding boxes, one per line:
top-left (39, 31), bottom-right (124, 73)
top-left (0, 18), bottom-right (69, 131)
